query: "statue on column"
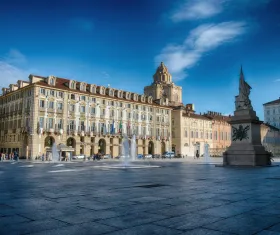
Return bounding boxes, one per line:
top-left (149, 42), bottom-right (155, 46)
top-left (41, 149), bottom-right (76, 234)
top-left (235, 66), bottom-right (253, 110)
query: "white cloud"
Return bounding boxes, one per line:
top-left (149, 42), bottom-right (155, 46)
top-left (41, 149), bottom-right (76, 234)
top-left (4, 49), bottom-right (27, 65)
top-left (171, 0), bottom-right (225, 22)
top-left (155, 21), bottom-right (246, 80)
top-left (101, 71), bottom-right (110, 79)
top-left (274, 79), bottom-right (280, 82)
top-left (0, 50), bottom-right (30, 90)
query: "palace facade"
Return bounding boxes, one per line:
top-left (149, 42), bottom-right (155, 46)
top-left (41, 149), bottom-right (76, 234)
top-left (0, 69), bottom-right (172, 159)
top-left (2, 62), bottom-right (279, 159)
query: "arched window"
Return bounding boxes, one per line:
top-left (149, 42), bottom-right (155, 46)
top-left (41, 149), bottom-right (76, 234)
top-left (50, 79), bottom-right (55, 85)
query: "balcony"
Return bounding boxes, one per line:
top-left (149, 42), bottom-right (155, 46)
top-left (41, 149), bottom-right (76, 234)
top-left (55, 128), bottom-right (64, 135)
top-left (45, 127), bottom-right (54, 133)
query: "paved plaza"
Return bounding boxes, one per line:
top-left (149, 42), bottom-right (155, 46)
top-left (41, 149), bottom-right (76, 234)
top-left (1, 159), bottom-right (280, 234)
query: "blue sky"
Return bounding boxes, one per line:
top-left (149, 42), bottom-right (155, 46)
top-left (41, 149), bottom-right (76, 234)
top-left (0, 0), bottom-right (280, 120)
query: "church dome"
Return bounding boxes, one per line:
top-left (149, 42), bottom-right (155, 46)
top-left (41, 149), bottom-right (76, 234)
top-left (153, 62), bottom-right (172, 84)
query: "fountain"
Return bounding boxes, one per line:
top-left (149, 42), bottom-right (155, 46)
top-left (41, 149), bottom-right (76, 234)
top-left (122, 135), bottom-right (130, 167)
top-left (130, 135), bottom-right (137, 161)
top-left (204, 143), bottom-right (210, 164)
top-left (93, 134), bottom-right (160, 169)
top-left (51, 143), bottom-right (60, 162)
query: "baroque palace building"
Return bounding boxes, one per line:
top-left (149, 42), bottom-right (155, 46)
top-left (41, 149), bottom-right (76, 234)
top-left (0, 69), bottom-right (172, 159)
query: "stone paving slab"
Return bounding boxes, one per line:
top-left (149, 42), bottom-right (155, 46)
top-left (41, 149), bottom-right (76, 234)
top-left (1, 160), bottom-right (280, 234)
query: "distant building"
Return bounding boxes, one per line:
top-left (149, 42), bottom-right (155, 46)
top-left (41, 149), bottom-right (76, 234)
top-left (263, 97), bottom-right (280, 128)
top-left (260, 123), bottom-right (280, 157)
top-left (203, 111), bottom-right (231, 157)
top-left (171, 105), bottom-right (213, 157)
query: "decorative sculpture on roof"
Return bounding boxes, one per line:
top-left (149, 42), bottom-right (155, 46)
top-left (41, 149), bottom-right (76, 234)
top-left (235, 66), bottom-right (253, 110)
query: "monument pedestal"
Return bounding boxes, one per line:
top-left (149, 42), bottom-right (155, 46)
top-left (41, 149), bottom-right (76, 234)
top-left (223, 109), bottom-right (271, 166)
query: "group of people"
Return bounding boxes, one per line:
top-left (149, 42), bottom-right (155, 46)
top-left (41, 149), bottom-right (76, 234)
top-left (37, 152), bottom-right (71, 161)
top-left (92, 152), bottom-right (102, 160)
top-left (0, 151), bottom-right (19, 161)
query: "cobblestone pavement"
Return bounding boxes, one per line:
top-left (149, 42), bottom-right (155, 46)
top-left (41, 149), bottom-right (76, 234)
top-left (1, 160), bottom-right (280, 235)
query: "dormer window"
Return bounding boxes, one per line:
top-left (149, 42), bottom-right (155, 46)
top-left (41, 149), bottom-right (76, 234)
top-left (70, 81), bottom-right (75, 89)
top-left (48, 76), bottom-right (56, 86)
top-left (90, 85), bottom-right (96, 93)
top-left (109, 90), bottom-right (113, 96)
top-left (80, 83), bottom-right (87, 92)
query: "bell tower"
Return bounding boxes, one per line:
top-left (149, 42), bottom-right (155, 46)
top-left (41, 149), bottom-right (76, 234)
top-left (144, 62), bottom-right (183, 106)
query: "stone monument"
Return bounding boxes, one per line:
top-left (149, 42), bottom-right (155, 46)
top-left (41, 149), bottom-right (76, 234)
top-left (223, 67), bottom-right (271, 166)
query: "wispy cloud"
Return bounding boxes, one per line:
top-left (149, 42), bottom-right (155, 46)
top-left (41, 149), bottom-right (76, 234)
top-left (0, 49), bottom-right (30, 89)
top-left (171, 0), bottom-right (225, 22)
top-left (101, 71), bottom-right (110, 79)
top-left (274, 79), bottom-right (280, 82)
top-left (155, 22), bottom-right (246, 80)
top-left (71, 18), bottom-right (94, 32)
top-left (4, 49), bottom-right (27, 65)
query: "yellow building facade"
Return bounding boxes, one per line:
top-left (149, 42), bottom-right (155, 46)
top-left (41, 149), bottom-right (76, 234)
top-left (0, 74), bottom-right (172, 159)
top-left (171, 105), bottom-right (213, 157)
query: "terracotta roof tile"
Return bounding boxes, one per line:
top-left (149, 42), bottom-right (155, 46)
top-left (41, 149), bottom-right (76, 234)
top-left (33, 76), bottom-right (171, 108)
top-left (263, 98), bottom-right (280, 106)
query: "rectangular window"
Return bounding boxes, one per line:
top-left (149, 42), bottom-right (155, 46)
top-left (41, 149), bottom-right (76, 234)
top-left (80, 121), bottom-right (85, 131)
top-left (39, 117), bottom-right (44, 128)
top-left (91, 107), bottom-right (95, 114)
top-left (69, 120), bottom-right (75, 130)
top-left (127, 104), bottom-right (131, 108)
top-left (70, 104), bottom-right (75, 112)
top-left (80, 106), bottom-right (85, 113)
top-left (48, 101), bottom-right (54, 109)
top-left (191, 131), bottom-right (193, 138)
top-left (50, 90), bottom-right (55, 96)
top-left (40, 89), bottom-right (45, 95)
top-left (58, 92), bottom-right (63, 98)
top-left (57, 103), bottom-right (63, 110)
top-left (81, 96), bottom-right (86, 101)
top-left (39, 100), bottom-right (45, 108)
top-left (185, 130), bottom-right (188, 137)
top-left (57, 119), bottom-right (63, 129)
top-left (92, 97), bottom-right (96, 102)
top-left (48, 118), bottom-right (54, 129)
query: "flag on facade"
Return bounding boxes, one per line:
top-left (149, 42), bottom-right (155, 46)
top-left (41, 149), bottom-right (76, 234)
top-left (119, 121), bottom-right (122, 133)
top-left (110, 120), bottom-right (114, 134)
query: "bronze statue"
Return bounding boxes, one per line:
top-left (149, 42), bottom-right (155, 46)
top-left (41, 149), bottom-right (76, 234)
top-left (235, 66), bottom-right (253, 110)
